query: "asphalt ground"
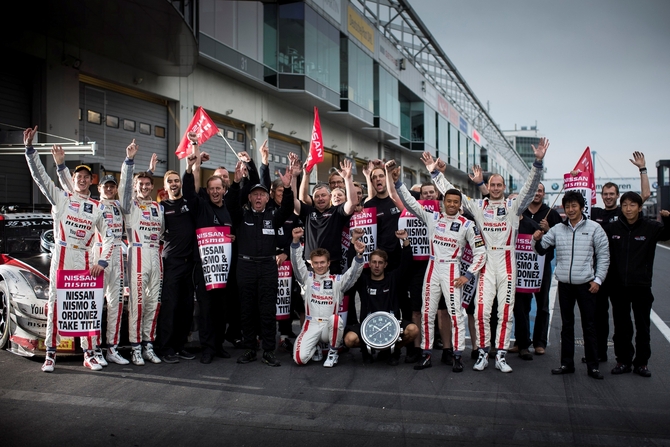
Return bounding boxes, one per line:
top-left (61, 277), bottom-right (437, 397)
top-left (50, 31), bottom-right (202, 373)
top-left (1, 245), bottom-right (669, 446)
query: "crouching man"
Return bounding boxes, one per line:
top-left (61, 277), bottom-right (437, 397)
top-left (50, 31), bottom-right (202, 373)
top-left (291, 227), bottom-right (365, 367)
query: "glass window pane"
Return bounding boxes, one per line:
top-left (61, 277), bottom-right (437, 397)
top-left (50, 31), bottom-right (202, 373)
top-left (278, 3), bottom-right (305, 74)
top-left (343, 41), bottom-right (373, 112)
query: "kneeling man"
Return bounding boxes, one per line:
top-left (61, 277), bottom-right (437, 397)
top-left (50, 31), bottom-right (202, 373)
top-left (291, 228), bottom-right (364, 367)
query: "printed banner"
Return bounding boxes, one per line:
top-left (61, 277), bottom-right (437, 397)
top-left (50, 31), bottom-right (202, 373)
top-left (349, 207), bottom-right (377, 268)
top-left (196, 226), bottom-right (232, 290)
top-left (398, 200), bottom-right (439, 260)
top-left (338, 294), bottom-right (350, 328)
top-left (459, 244), bottom-right (478, 308)
top-left (564, 173), bottom-right (593, 218)
top-left (340, 222), bottom-right (351, 273)
top-left (572, 147), bottom-right (597, 205)
top-left (515, 234), bottom-right (545, 293)
top-left (56, 270), bottom-right (104, 337)
top-left (276, 261), bottom-right (293, 320)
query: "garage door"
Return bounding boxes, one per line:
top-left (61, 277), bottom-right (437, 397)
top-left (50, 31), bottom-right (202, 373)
top-left (268, 136), bottom-right (303, 184)
top-left (78, 83), bottom-right (169, 177)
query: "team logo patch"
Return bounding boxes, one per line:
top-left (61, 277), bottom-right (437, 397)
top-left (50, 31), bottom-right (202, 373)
top-left (368, 288), bottom-right (377, 296)
top-left (151, 208), bottom-right (158, 217)
top-left (104, 212), bottom-right (113, 220)
top-left (142, 211), bottom-right (151, 219)
top-left (69, 202), bottom-right (80, 213)
top-left (484, 210), bottom-right (494, 220)
top-left (263, 220), bottom-right (272, 229)
top-left (611, 235), bottom-right (620, 239)
top-left (473, 225), bottom-right (481, 235)
top-left (324, 281), bottom-right (333, 290)
top-left (76, 229), bottom-right (86, 238)
top-left (450, 222), bottom-right (461, 232)
top-left (390, 207), bottom-right (401, 215)
top-left (83, 203), bottom-right (93, 214)
top-left (113, 207), bottom-right (120, 216)
top-left (634, 236), bottom-right (646, 241)
top-left (497, 208), bottom-right (506, 216)
top-left (151, 234), bottom-right (158, 241)
top-left (312, 281), bottom-right (320, 291)
top-left (181, 205), bottom-right (189, 213)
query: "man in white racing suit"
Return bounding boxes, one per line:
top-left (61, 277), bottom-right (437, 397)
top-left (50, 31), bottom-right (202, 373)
top-left (291, 227), bottom-right (365, 367)
top-left (55, 152), bottom-right (130, 366)
top-left (422, 137), bottom-right (549, 372)
top-left (23, 126), bottom-right (114, 373)
top-left (119, 140), bottom-right (165, 366)
top-left (387, 161), bottom-right (486, 372)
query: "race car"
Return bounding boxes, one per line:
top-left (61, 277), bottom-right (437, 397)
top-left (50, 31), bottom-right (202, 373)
top-left (0, 205), bottom-right (130, 356)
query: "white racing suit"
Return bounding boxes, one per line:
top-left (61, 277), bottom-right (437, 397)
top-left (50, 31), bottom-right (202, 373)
top-left (119, 159), bottom-right (164, 346)
top-left (291, 242), bottom-right (364, 365)
top-left (58, 169), bottom-right (125, 349)
top-left (397, 183), bottom-right (486, 355)
top-left (25, 149), bottom-right (113, 351)
top-left (433, 161), bottom-right (543, 351)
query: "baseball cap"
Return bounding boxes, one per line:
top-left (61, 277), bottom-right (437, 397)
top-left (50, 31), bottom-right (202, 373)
top-left (74, 164), bottom-right (93, 175)
top-left (249, 184), bottom-right (268, 193)
top-left (100, 175), bottom-right (118, 185)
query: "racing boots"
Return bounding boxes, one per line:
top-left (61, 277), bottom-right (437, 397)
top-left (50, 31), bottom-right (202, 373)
top-left (106, 346), bottom-right (130, 365)
top-left (41, 350), bottom-right (57, 373)
top-left (83, 350), bottom-right (103, 371)
top-left (495, 349), bottom-right (513, 373)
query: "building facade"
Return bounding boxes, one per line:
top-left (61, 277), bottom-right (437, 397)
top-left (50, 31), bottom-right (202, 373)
top-left (0, 0), bottom-right (529, 204)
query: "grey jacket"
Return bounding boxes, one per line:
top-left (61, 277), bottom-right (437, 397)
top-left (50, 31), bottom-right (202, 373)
top-left (534, 215), bottom-right (609, 285)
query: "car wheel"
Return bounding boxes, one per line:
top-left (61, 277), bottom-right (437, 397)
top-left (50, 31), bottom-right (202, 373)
top-left (0, 281), bottom-right (10, 348)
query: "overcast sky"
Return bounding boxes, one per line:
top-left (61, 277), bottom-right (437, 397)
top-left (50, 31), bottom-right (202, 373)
top-left (410, 0), bottom-right (669, 186)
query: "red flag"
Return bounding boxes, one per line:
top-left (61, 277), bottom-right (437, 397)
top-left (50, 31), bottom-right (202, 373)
top-left (304, 107), bottom-right (324, 174)
top-left (174, 107), bottom-right (219, 159)
top-left (572, 147), bottom-right (597, 205)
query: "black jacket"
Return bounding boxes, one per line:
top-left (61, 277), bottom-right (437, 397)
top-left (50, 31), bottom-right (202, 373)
top-left (523, 203), bottom-right (562, 262)
top-left (606, 214), bottom-right (670, 287)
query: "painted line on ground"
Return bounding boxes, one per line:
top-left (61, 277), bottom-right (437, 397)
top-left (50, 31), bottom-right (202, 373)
top-left (651, 310), bottom-right (670, 345)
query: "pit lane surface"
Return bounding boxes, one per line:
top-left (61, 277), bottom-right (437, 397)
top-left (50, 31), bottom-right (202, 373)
top-left (1, 246), bottom-right (669, 447)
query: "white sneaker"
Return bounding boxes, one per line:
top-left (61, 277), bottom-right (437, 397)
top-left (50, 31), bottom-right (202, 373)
top-left (41, 351), bottom-right (56, 373)
top-left (142, 343), bottom-right (162, 364)
top-left (83, 351), bottom-right (103, 371)
top-left (106, 346), bottom-right (130, 365)
top-left (94, 348), bottom-right (108, 367)
top-left (312, 344), bottom-right (324, 362)
top-left (323, 349), bottom-right (339, 368)
top-left (131, 346), bottom-right (145, 366)
top-left (495, 350), bottom-right (513, 373)
top-left (473, 348), bottom-right (489, 371)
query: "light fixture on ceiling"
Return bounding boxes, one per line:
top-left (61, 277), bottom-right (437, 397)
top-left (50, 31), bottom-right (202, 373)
top-left (331, 144), bottom-right (338, 149)
top-left (0, 142), bottom-right (97, 156)
top-left (261, 121), bottom-right (274, 130)
top-left (349, 150), bottom-right (358, 158)
top-left (225, 109), bottom-right (233, 115)
top-left (289, 130), bottom-right (297, 135)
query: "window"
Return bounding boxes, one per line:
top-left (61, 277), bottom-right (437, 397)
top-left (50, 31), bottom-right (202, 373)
top-left (139, 123), bottom-right (151, 135)
top-left (341, 39), bottom-right (373, 112)
top-left (106, 115), bottom-right (119, 128)
top-left (123, 119), bottom-right (136, 132)
top-left (305, 6), bottom-right (339, 92)
top-left (375, 66), bottom-right (399, 127)
top-left (155, 126), bottom-right (166, 138)
top-left (87, 110), bottom-right (102, 125)
top-left (236, 132), bottom-right (245, 143)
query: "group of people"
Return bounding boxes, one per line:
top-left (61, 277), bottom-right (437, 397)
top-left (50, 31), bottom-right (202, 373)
top-left (24, 124), bottom-right (668, 379)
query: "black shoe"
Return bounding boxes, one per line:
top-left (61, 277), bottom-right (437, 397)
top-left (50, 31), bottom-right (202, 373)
top-left (519, 349), bottom-right (533, 361)
top-left (452, 355), bottom-right (464, 373)
top-left (200, 352), bottom-right (214, 364)
top-left (441, 348), bottom-right (454, 365)
top-left (176, 350), bottom-right (195, 360)
top-left (215, 348), bottom-right (231, 359)
top-left (551, 365), bottom-right (575, 375)
top-left (237, 349), bottom-right (257, 364)
top-left (611, 363), bottom-right (632, 375)
top-left (470, 349), bottom-right (480, 360)
top-left (387, 350), bottom-right (401, 366)
top-left (404, 347), bottom-right (421, 364)
top-left (362, 349), bottom-right (374, 364)
top-left (582, 356), bottom-right (607, 363)
top-left (262, 350), bottom-right (281, 367)
top-left (633, 365), bottom-right (652, 377)
top-left (414, 353), bottom-right (432, 370)
top-left (588, 368), bottom-right (604, 380)
top-left (231, 339), bottom-right (245, 349)
top-left (160, 354), bottom-right (180, 364)
top-left (279, 338), bottom-right (293, 352)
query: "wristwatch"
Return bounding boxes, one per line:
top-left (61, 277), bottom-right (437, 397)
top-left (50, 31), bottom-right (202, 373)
top-left (360, 311), bottom-right (401, 354)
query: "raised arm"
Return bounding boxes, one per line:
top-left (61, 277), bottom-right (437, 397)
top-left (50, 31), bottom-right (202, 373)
top-left (290, 227), bottom-right (309, 286)
top-left (339, 238), bottom-right (365, 292)
top-left (512, 138), bottom-right (548, 215)
top-left (24, 126), bottom-right (62, 206)
top-left (339, 158), bottom-right (357, 216)
top-left (51, 145), bottom-right (74, 193)
top-left (630, 151), bottom-right (651, 202)
top-left (468, 165), bottom-right (488, 196)
top-left (119, 140), bottom-right (138, 214)
top-left (299, 165), bottom-right (313, 207)
top-left (289, 152), bottom-right (303, 215)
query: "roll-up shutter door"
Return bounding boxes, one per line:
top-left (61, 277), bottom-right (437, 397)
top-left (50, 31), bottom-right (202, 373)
top-left (267, 137), bottom-right (302, 184)
top-left (202, 120), bottom-right (246, 173)
top-left (0, 54), bottom-right (37, 204)
top-left (78, 83), bottom-right (168, 177)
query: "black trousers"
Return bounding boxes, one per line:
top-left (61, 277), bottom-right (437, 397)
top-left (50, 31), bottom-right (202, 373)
top-left (611, 286), bottom-right (654, 367)
top-left (156, 256), bottom-right (194, 355)
top-left (195, 262), bottom-right (227, 355)
top-left (237, 258), bottom-right (278, 351)
top-left (531, 260), bottom-right (552, 348)
top-left (594, 278), bottom-right (611, 359)
top-left (224, 261), bottom-right (242, 343)
top-left (558, 282), bottom-right (598, 370)
top-left (513, 292), bottom-right (533, 350)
